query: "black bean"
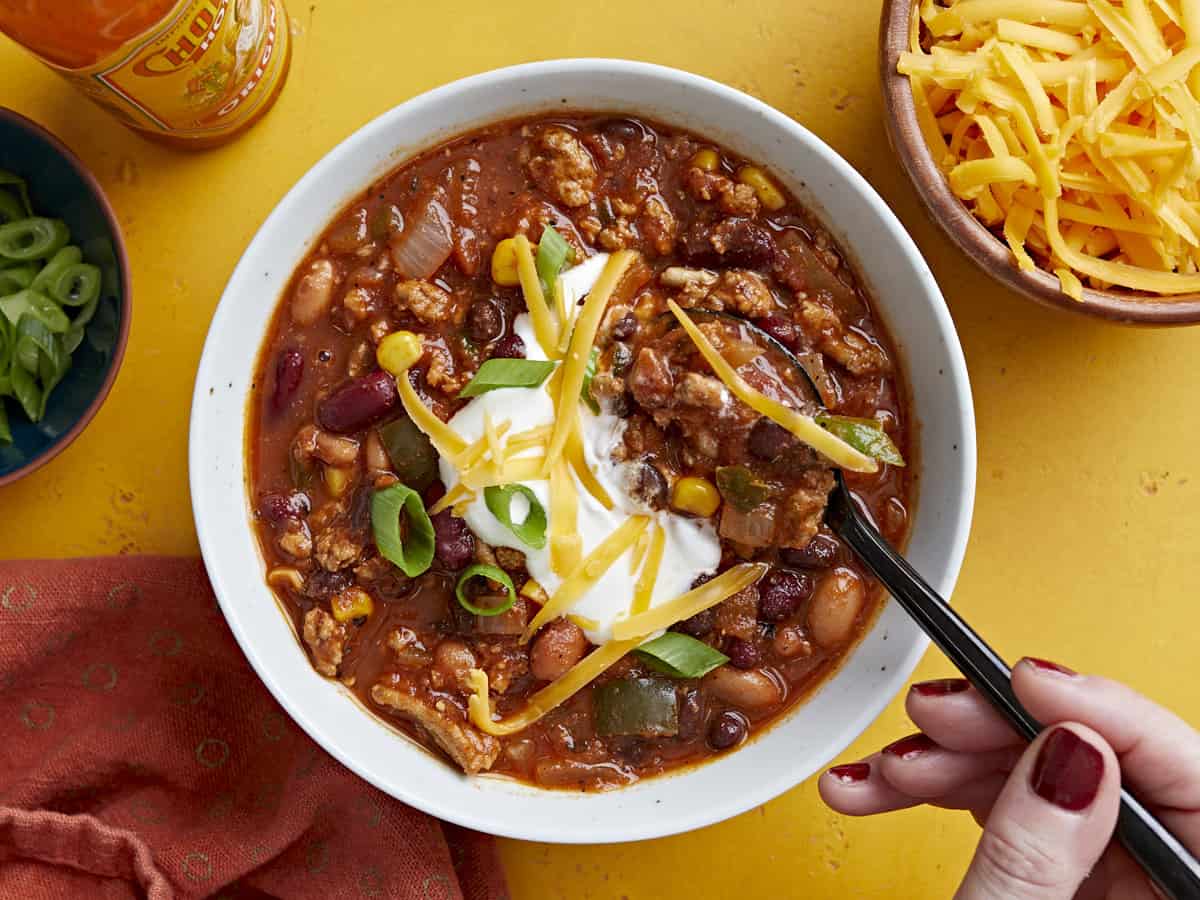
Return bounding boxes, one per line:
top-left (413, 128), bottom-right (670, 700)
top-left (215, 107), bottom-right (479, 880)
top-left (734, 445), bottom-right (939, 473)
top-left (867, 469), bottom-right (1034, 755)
top-left (599, 118), bottom-right (644, 143)
top-left (611, 313), bottom-right (637, 341)
top-left (725, 637), bottom-right (762, 670)
top-left (317, 371), bottom-right (399, 434)
top-left (259, 491), bottom-right (311, 525)
top-left (431, 510), bottom-right (475, 570)
top-left (758, 568), bottom-right (815, 622)
top-left (468, 299), bottom-right (503, 343)
top-left (781, 533), bottom-right (842, 569)
top-left (491, 333), bottom-right (526, 359)
top-left (271, 349), bottom-right (305, 415)
top-left (707, 711), bottom-right (748, 750)
top-left (610, 343), bottom-right (633, 376)
top-left (673, 607), bottom-right (715, 637)
top-left (677, 690), bottom-right (706, 741)
top-left (748, 418), bottom-right (798, 460)
top-left (632, 461), bottom-right (669, 510)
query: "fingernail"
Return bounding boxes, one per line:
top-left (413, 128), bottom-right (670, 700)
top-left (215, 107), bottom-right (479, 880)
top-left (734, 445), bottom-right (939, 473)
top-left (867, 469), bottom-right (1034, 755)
top-left (1023, 658), bottom-right (1077, 677)
top-left (1030, 727), bottom-right (1104, 811)
top-left (883, 733), bottom-right (938, 760)
top-left (828, 763), bottom-right (871, 783)
top-left (911, 678), bottom-right (970, 696)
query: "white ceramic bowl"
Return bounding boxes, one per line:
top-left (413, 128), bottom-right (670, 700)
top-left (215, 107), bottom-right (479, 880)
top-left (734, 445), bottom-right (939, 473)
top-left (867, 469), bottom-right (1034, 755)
top-left (190, 59), bottom-right (975, 843)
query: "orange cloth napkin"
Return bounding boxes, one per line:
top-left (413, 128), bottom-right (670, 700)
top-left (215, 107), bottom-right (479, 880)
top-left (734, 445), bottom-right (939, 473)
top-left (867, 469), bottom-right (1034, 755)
top-left (0, 556), bottom-right (508, 899)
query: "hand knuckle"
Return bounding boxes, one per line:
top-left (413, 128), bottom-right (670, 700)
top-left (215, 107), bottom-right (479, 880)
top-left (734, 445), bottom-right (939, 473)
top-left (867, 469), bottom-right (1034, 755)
top-left (972, 826), bottom-right (1072, 896)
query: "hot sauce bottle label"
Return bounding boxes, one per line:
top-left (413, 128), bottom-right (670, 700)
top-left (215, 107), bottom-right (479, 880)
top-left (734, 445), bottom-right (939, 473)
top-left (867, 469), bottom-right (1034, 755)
top-left (49, 0), bottom-right (290, 139)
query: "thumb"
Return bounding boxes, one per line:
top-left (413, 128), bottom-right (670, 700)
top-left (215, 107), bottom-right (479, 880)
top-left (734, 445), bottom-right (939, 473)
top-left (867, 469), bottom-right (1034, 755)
top-left (956, 724), bottom-right (1121, 900)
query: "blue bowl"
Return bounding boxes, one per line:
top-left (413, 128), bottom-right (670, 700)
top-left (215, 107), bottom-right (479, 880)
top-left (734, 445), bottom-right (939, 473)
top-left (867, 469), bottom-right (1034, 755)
top-left (0, 108), bottom-right (130, 486)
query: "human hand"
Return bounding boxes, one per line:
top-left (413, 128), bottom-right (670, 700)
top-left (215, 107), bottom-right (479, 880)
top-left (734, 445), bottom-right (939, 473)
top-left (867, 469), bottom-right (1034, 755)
top-left (818, 658), bottom-right (1200, 898)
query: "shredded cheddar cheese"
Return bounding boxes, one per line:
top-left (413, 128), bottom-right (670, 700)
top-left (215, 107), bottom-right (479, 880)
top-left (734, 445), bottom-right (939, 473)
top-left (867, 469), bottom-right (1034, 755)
top-left (612, 563), bottom-right (769, 641)
top-left (513, 235), bottom-right (562, 358)
top-left (900, 0), bottom-right (1200, 297)
top-left (631, 523), bottom-right (666, 615)
top-left (429, 483), bottom-right (475, 515)
top-left (549, 457), bottom-right (582, 576)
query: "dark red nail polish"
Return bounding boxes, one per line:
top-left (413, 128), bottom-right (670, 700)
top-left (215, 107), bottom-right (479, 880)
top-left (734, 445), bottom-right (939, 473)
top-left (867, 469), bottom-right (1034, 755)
top-left (1030, 728), bottom-right (1104, 811)
top-left (1024, 658), bottom-right (1077, 677)
top-left (828, 763), bottom-right (870, 783)
top-left (883, 733), bottom-right (938, 760)
top-left (912, 678), bottom-right (970, 697)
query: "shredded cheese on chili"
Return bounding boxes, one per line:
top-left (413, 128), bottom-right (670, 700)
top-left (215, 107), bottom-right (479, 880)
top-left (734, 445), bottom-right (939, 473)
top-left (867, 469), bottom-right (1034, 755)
top-left (900, 0), bottom-right (1200, 298)
top-left (612, 563), bottom-right (769, 641)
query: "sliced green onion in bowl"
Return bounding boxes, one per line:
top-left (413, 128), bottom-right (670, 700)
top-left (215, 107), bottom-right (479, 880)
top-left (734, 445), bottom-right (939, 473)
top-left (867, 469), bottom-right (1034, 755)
top-left (455, 563), bottom-right (517, 616)
top-left (458, 358), bottom-right (557, 398)
top-left (536, 225), bottom-right (574, 297)
top-left (816, 414), bottom-right (905, 467)
top-left (0, 289), bottom-right (71, 333)
top-left (371, 483), bottom-right (435, 577)
top-left (580, 347), bottom-right (600, 414)
top-left (635, 632), bottom-right (730, 679)
top-left (484, 483), bottom-right (548, 549)
top-left (0, 218), bottom-right (69, 261)
top-left (0, 170), bottom-right (32, 220)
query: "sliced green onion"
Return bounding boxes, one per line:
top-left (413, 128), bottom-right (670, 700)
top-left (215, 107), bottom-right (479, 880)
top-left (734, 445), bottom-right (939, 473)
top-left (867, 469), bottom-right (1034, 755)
top-left (0, 289), bottom-right (70, 333)
top-left (457, 357), bottom-right (557, 398)
top-left (715, 465), bottom-right (771, 513)
top-left (0, 218), bottom-right (69, 261)
top-left (816, 414), bottom-right (906, 467)
top-left (484, 483), bottom-right (548, 549)
top-left (0, 263), bottom-right (37, 296)
top-left (635, 632), bottom-right (730, 679)
top-left (16, 314), bottom-right (55, 374)
top-left (30, 246), bottom-right (82, 294)
top-left (0, 170), bottom-right (32, 219)
top-left (580, 347), bottom-right (600, 414)
top-left (9, 358), bottom-right (40, 421)
top-left (378, 416), bottom-right (437, 490)
top-left (455, 564), bottom-right (516, 616)
top-left (0, 193), bottom-right (25, 228)
top-left (0, 400), bottom-right (10, 445)
top-left (371, 483), bottom-right (435, 577)
top-left (536, 225), bottom-right (574, 297)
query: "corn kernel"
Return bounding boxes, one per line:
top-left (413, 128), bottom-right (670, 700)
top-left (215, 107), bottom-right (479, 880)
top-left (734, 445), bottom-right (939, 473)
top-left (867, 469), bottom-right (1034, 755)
top-left (267, 567), bottom-right (304, 592)
top-left (691, 148), bottom-right (720, 172)
top-left (376, 330), bottom-right (423, 374)
top-left (324, 465), bottom-right (354, 497)
top-left (672, 476), bottom-right (722, 517)
top-left (331, 587), bottom-right (375, 622)
top-left (737, 166), bottom-right (786, 211)
top-left (491, 238), bottom-right (521, 286)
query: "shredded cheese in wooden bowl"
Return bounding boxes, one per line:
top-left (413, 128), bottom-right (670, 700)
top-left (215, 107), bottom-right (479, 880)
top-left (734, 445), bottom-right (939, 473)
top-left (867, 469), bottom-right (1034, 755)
top-left (899, 0), bottom-right (1200, 301)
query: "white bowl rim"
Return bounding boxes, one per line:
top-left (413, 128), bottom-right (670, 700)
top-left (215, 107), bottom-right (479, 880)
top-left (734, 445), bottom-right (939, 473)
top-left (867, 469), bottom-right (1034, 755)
top-left (190, 57), bottom-right (976, 843)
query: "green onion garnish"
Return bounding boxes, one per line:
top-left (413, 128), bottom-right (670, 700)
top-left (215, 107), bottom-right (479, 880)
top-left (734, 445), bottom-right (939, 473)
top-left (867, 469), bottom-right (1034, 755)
top-left (370, 483), bottom-right (435, 577)
top-left (484, 483), bottom-right (548, 549)
top-left (816, 414), bottom-right (906, 467)
top-left (0, 170), bottom-right (32, 220)
top-left (635, 632), bottom-right (730, 679)
top-left (580, 347), bottom-right (600, 414)
top-left (0, 217), bottom-right (69, 261)
top-left (536, 225), bottom-right (574, 297)
top-left (455, 563), bottom-right (517, 617)
top-left (0, 289), bottom-right (71, 333)
top-left (458, 357), bottom-right (557, 398)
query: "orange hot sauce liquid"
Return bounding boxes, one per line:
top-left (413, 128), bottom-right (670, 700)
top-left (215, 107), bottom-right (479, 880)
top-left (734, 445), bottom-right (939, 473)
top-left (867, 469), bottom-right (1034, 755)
top-left (0, 0), bottom-right (292, 148)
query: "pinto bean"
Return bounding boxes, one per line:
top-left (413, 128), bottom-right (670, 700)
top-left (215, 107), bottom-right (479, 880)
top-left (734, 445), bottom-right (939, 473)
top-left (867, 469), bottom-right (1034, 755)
top-left (292, 259), bottom-right (336, 325)
top-left (364, 429), bottom-right (392, 474)
top-left (433, 638), bottom-right (478, 692)
top-left (317, 371), bottom-right (399, 434)
top-left (703, 665), bottom-right (781, 709)
top-left (807, 567), bottom-right (866, 648)
top-left (530, 618), bottom-right (589, 682)
top-left (311, 430), bottom-right (360, 467)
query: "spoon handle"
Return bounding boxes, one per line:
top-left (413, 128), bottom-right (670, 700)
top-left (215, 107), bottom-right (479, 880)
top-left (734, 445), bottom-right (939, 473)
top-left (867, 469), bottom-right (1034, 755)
top-left (828, 491), bottom-right (1200, 900)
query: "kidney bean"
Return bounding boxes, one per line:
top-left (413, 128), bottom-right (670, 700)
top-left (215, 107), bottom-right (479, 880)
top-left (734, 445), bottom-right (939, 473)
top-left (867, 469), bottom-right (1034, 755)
top-left (317, 371), bottom-right (398, 434)
top-left (259, 491), bottom-right (311, 525)
top-left (758, 568), bottom-right (815, 622)
top-left (491, 333), bottom-right (526, 359)
top-left (468, 298), bottom-right (503, 343)
top-left (707, 711), bottom-right (748, 750)
top-left (748, 417), bottom-right (798, 460)
top-left (271, 349), bottom-right (305, 415)
top-left (781, 533), bottom-right (842, 569)
top-left (725, 637), bottom-right (762, 670)
top-left (756, 314), bottom-right (799, 351)
top-left (431, 510), bottom-right (475, 570)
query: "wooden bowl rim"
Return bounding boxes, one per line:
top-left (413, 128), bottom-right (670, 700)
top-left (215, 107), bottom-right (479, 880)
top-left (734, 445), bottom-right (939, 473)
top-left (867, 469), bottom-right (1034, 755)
top-left (878, 0), bottom-right (1200, 325)
top-left (0, 107), bottom-right (132, 487)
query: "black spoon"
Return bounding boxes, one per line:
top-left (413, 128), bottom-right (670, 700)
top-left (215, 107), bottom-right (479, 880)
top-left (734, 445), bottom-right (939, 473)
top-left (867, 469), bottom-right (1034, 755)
top-left (677, 308), bottom-right (1200, 898)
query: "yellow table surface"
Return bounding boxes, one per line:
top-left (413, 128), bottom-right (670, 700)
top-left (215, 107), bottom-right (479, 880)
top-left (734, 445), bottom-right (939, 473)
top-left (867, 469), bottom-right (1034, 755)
top-left (3, 1), bottom-right (1199, 896)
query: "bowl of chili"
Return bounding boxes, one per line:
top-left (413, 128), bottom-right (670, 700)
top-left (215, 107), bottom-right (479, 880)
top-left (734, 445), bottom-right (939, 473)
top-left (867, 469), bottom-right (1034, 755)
top-left (190, 59), bottom-right (975, 841)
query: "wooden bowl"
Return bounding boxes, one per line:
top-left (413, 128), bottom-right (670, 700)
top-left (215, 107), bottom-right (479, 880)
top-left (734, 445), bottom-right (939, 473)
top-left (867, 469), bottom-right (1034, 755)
top-left (878, 0), bottom-right (1200, 325)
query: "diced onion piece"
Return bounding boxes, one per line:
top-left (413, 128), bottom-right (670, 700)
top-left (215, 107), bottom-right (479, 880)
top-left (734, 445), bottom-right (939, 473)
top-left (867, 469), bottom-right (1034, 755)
top-left (513, 234), bottom-right (562, 359)
top-left (612, 563), bottom-right (769, 641)
top-left (631, 523), bottom-right (665, 615)
top-left (467, 638), bottom-right (644, 736)
top-left (544, 251), bottom-right (638, 474)
top-left (667, 300), bottom-right (876, 473)
top-left (522, 516), bottom-right (649, 642)
top-left (390, 198), bottom-right (453, 279)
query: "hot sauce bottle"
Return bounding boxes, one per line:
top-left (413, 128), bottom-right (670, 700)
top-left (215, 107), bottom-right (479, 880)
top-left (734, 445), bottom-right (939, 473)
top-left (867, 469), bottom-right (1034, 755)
top-left (0, 0), bottom-right (291, 148)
